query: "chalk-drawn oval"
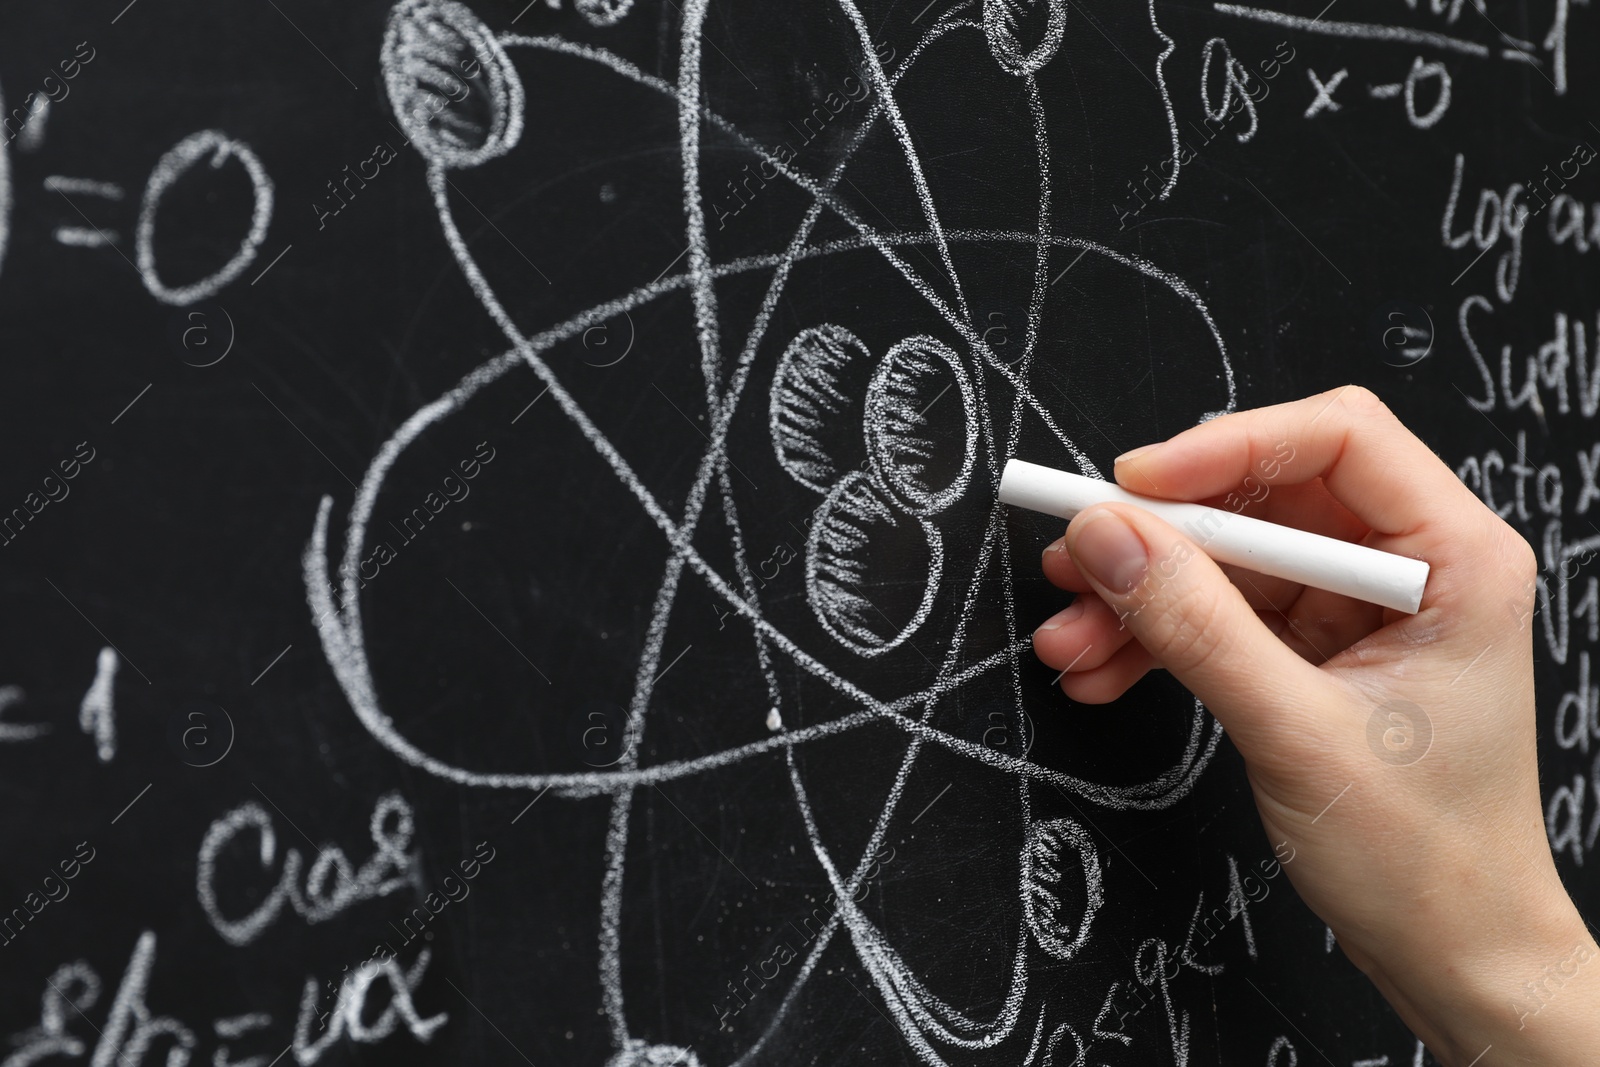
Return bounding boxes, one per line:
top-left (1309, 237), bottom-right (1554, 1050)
top-left (382, 0), bottom-right (525, 169)
top-left (865, 336), bottom-right (977, 516)
top-left (983, 0), bottom-right (1068, 77)
top-left (137, 131), bottom-right (275, 307)
top-left (770, 324), bottom-right (875, 493)
top-left (1020, 817), bottom-right (1103, 960)
top-left (806, 473), bottom-right (942, 657)
top-left (577, 0), bottom-right (635, 26)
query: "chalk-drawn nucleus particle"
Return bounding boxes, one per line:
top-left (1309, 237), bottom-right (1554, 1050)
top-left (770, 323), bottom-right (875, 493)
top-left (866, 336), bottom-right (977, 517)
top-left (1020, 818), bottom-right (1103, 961)
top-left (578, 0), bottom-right (635, 27)
top-left (807, 472), bottom-right (942, 657)
top-left (983, 0), bottom-right (1068, 76)
top-left (605, 1042), bottom-right (702, 1067)
top-left (382, 0), bottom-right (525, 169)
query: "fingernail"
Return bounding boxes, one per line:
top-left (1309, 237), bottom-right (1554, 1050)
top-left (1045, 536), bottom-right (1068, 555)
top-left (1036, 599), bottom-right (1085, 632)
top-left (1115, 443), bottom-right (1160, 466)
top-left (1070, 510), bottom-right (1149, 594)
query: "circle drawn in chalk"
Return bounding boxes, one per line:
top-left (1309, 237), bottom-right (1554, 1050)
top-left (168, 304), bottom-right (236, 367)
top-left (771, 324), bottom-right (875, 493)
top-left (1368, 300), bottom-right (1434, 367)
top-left (866, 336), bottom-right (978, 517)
top-left (581, 311), bottom-right (636, 368)
top-left (165, 699), bottom-right (236, 768)
top-left (1020, 817), bottom-right (1103, 961)
top-left (381, 0), bottom-right (525, 169)
top-left (1366, 699), bottom-right (1432, 766)
top-left (138, 131), bottom-right (275, 307)
top-left (806, 472), bottom-right (942, 658)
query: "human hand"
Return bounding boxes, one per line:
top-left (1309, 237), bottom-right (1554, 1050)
top-left (1031, 386), bottom-right (1600, 1065)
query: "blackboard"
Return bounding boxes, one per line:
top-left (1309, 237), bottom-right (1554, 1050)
top-left (0, 1), bottom-right (1593, 1064)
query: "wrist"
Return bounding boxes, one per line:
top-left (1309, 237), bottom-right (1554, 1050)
top-left (1360, 873), bottom-right (1599, 1065)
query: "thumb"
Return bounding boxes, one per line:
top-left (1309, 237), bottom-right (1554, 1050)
top-left (1063, 503), bottom-right (1333, 749)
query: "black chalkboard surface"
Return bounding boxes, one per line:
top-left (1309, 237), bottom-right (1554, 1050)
top-left (1, 1), bottom-right (1594, 1064)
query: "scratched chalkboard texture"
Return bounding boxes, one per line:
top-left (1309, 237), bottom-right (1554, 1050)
top-left (0, 1), bottom-right (1594, 1064)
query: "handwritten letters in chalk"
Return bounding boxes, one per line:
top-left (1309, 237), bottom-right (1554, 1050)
top-left (197, 793), bottom-right (417, 947)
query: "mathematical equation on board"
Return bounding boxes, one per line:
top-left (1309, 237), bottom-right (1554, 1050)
top-left (0, 710), bottom-right (1439, 1067)
top-left (2, 43), bottom-right (277, 306)
top-left (0, 787), bottom-right (492, 1067)
top-left (1114, 0), bottom-right (1578, 232)
top-left (1, 21), bottom-right (484, 310)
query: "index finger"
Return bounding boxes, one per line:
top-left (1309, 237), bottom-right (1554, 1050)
top-left (1111, 385), bottom-right (1476, 541)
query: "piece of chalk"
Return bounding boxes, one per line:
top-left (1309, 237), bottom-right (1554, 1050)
top-left (998, 459), bottom-right (1430, 614)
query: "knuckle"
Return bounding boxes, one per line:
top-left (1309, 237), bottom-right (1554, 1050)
top-left (1459, 514), bottom-right (1538, 594)
top-left (1478, 506), bottom-right (1535, 562)
top-left (1500, 526), bottom-right (1539, 587)
top-left (1336, 384), bottom-right (1391, 421)
top-left (1149, 579), bottom-right (1230, 673)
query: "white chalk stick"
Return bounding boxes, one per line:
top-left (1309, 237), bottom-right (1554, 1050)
top-left (998, 459), bottom-right (1430, 614)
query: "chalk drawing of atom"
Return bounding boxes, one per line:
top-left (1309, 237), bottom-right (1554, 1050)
top-left (305, 1), bottom-right (1237, 1062)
